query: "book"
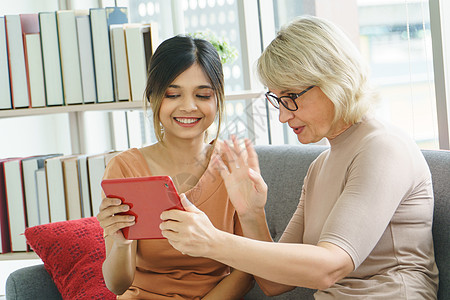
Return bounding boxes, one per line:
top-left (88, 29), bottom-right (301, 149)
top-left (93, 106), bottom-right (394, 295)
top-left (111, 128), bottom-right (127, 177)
top-left (35, 167), bottom-right (50, 224)
top-left (101, 176), bottom-right (184, 239)
top-left (56, 10), bottom-right (83, 105)
top-left (0, 159), bottom-right (12, 253)
top-left (87, 151), bottom-right (119, 216)
top-left (105, 6), bottom-right (128, 27)
top-left (124, 23), bottom-right (153, 102)
top-left (5, 15), bottom-right (30, 108)
top-left (111, 110), bottom-right (129, 150)
top-left (39, 11), bottom-right (64, 106)
top-left (3, 158), bottom-right (28, 252)
top-left (45, 155), bottom-right (69, 222)
top-left (0, 17), bottom-right (12, 110)
top-left (61, 155), bottom-right (82, 220)
top-left (21, 154), bottom-right (62, 227)
top-left (75, 14), bottom-right (96, 104)
top-left (89, 8), bottom-right (114, 103)
top-left (77, 155), bottom-right (92, 218)
top-left (20, 14), bottom-right (46, 108)
top-left (126, 110), bottom-right (144, 148)
top-left (106, 7), bottom-right (128, 101)
top-left (110, 25), bottom-right (129, 101)
top-left (23, 34), bottom-right (46, 108)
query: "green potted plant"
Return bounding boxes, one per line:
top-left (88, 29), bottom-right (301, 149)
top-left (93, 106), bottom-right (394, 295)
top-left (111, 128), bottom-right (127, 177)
top-left (188, 30), bottom-right (238, 64)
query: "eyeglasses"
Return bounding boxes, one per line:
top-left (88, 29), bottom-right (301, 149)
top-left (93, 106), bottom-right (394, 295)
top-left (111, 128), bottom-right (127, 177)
top-left (265, 86), bottom-right (315, 111)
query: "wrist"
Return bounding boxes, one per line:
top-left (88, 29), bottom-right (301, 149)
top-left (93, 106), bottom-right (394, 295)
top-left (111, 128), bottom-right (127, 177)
top-left (207, 228), bottom-right (230, 261)
top-left (238, 207), bottom-right (266, 223)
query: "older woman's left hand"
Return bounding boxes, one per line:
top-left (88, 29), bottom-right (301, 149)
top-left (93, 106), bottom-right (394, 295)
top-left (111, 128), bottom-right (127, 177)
top-left (160, 194), bottom-right (219, 257)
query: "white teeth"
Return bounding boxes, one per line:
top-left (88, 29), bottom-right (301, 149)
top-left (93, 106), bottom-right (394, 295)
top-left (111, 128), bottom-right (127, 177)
top-left (175, 118), bottom-right (199, 124)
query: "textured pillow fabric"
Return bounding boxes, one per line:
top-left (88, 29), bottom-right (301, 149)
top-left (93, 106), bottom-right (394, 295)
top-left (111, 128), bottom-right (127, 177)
top-left (24, 217), bottom-right (115, 299)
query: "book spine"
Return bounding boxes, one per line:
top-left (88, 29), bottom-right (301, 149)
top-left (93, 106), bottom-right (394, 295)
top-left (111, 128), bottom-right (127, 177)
top-left (90, 8), bottom-right (114, 103)
top-left (56, 10), bottom-right (83, 105)
top-left (23, 33), bottom-right (46, 108)
top-left (39, 12), bottom-right (64, 106)
top-left (0, 161), bottom-right (12, 253)
top-left (5, 15), bottom-right (30, 108)
top-left (76, 15), bottom-right (97, 104)
top-left (110, 25), bottom-right (130, 101)
top-left (45, 158), bottom-right (67, 222)
top-left (3, 160), bottom-right (28, 252)
top-left (124, 25), bottom-right (149, 102)
top-left (0, 17), bottom-right (12, 110)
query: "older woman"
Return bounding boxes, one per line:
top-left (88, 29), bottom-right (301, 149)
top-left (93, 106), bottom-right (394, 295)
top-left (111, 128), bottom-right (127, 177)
top-left (160, 16), bottom-right (439, 299)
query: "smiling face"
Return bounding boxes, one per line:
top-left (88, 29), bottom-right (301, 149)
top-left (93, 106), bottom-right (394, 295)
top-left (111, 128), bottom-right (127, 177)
top-left (270, 86), bottom-right (349, 144)
top-left (159, 63), bottom-right (217, 143)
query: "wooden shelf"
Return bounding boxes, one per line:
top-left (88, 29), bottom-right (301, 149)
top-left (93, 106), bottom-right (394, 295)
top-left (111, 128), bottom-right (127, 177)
top-left (0, 100), bottom-right (145, 118)
top-left (0, 252), bottom-right (40, 260)
top-left (0, 90), bottom-right (264, 119)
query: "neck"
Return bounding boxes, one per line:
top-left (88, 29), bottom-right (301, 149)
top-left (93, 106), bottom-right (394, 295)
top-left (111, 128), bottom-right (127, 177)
top-left (327, 119), bottom-right (352, 141)
top-left (158, 136), bottom-right (211, 167)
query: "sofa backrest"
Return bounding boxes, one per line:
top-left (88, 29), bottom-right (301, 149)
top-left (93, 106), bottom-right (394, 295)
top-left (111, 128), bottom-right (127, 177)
top-left (422, 150), bottom-right (450, 300)
top-left (247, 145), bottom-right (450, 300)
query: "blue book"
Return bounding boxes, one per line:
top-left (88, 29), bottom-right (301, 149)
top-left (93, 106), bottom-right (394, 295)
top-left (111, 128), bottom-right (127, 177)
top-left (106, 7), bottom-right (128, 28)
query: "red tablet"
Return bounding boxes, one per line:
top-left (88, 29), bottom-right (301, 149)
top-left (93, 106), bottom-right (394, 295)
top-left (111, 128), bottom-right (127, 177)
top-left (101, 176), bottom-right (184, 240)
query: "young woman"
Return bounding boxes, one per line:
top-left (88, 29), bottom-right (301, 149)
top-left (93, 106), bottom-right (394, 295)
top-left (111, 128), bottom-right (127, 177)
top-left (96, 35), bottom-right (253, 299)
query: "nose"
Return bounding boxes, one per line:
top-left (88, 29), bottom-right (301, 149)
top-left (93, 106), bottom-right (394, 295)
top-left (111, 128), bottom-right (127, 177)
top-left (278, 105), bottom-right (294, 123)
top-left (179, 96), bottom-right (198, 112)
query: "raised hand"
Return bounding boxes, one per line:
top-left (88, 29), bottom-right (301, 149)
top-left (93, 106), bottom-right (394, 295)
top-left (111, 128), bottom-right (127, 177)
top-left (214, 136), bottom-right (268, 219)
top-left (96, 197), bottom-right (135, 245)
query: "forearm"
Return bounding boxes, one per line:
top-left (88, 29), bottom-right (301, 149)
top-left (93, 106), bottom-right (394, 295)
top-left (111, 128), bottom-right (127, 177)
top-left (208, 232), bottom-right (353, 290)
top-left (102, 238), bottom-right (137, 295)
top-left (203, 269), bottom-right (254, 300)
top-left (238, 208), bottom-right (273, 242)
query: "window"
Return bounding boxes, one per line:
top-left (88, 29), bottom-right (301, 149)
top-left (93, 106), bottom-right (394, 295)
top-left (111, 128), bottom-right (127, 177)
top-left (268, 0), bottom-right (438, 149)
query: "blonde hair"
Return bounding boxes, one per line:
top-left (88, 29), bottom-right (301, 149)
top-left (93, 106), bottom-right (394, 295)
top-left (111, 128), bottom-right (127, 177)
top-left (257, 15), bottom-right (378, 124)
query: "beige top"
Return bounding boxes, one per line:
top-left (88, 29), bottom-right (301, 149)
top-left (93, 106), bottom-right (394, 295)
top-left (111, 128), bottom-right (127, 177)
top-left (103, 147), bottom-right (241, 299)
top-left (282, 116), bottom-right (438, 299)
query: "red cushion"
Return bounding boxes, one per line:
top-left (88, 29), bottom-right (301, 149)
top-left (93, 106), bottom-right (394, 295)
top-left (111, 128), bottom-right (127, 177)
top-left (24, 217), bottom-right (115, 299)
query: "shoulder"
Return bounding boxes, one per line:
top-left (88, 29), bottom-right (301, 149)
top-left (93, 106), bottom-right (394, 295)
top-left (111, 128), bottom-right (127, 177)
top-left (357, 117), bottom-right (421, 157)
top-left (104, 148), bottom-right (148, 179)
top-left (108, 148), bottom-right (144, 166)
top-left (347, 117), bottom-right (429, 177)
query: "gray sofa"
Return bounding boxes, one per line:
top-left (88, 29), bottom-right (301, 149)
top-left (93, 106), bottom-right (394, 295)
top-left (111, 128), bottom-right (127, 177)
top-left (6, 145), bottom-right (450, 299)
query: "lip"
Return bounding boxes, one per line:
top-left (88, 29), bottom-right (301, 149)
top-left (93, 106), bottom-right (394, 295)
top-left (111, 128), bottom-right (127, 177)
top-left (173, 117), bottom-right (201, 127)
top-left (291, 126), bottom-right (305, 135)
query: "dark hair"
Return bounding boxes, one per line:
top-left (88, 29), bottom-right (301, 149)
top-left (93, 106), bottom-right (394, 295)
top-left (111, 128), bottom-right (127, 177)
top-left (144, 35), bottom-right (225, 142)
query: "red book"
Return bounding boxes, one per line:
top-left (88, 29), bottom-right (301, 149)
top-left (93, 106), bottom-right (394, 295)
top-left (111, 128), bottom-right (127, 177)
top-left (101, 176), bottom-right (184, 240)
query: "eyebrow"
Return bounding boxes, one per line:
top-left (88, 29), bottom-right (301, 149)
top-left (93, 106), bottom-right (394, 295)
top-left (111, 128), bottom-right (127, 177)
top-left (168, 84), bottom-right (213, 89)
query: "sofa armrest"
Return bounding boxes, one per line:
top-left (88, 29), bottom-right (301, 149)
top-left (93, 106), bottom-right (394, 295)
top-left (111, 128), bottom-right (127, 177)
top-left (6, 264), bottom-right (62, 300)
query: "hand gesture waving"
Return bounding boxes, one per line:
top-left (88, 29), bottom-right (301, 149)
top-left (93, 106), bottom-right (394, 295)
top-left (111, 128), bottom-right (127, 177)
top-left (214, 136), bottom-right (268, 219)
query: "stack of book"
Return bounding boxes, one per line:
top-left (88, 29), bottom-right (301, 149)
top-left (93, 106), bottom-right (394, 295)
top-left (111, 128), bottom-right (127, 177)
top-left (0, 151), bottom-right (119, 253)
top-left (0, 7), bottom-right (159, 110)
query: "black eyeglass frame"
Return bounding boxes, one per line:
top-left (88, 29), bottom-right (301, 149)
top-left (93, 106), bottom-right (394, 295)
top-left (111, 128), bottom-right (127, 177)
top-left (265, 85), bottom-right (316, 111)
